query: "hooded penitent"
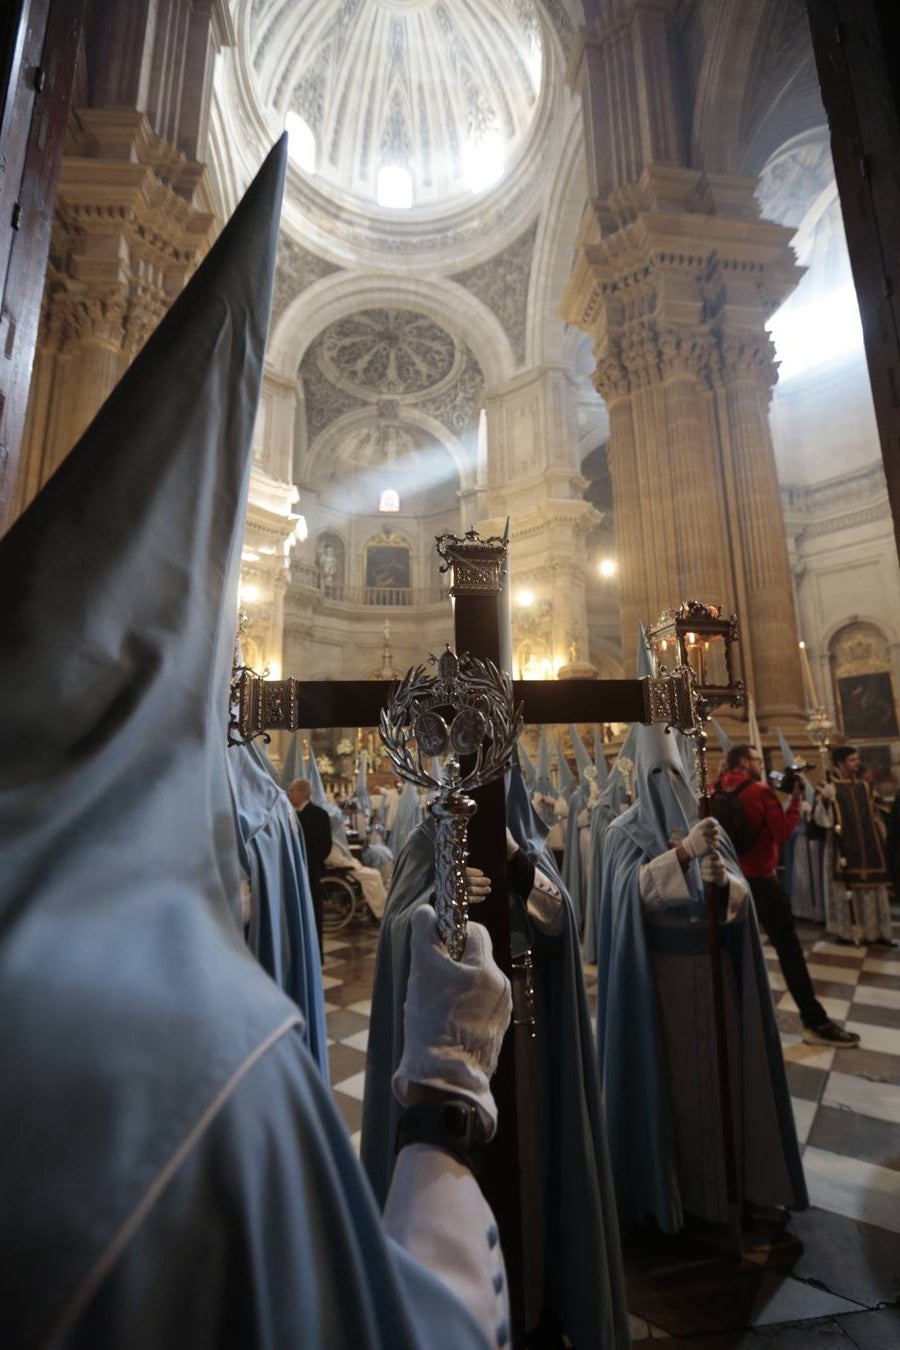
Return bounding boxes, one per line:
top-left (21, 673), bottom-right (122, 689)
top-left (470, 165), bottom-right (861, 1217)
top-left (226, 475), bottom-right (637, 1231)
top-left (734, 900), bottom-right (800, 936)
top-left (595, 720), bottom-right (807, 1233)
top-left (0, 140), bottom-right (486, 1350)
top-left (389, 780), bottom-right (424, 859)
top-left (518, 739), bottom-right (536, 791)
top-left (531, 725), bottom-right (557, 829)
top-left (280, 731), bottom-right (304, 787)
top-left (561, 725), bottom-right (594, 930)
top-left (226, 737), bottom-right (329, 1077)
top-left (582, 724), bottom-right (639, 960)
top-left (361, 767), bottom-right (630, 1349)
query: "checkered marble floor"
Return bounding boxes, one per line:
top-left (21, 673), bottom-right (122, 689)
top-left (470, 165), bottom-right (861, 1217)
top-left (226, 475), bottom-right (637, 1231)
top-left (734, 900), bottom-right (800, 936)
top-left (322, 912), bottom-right (900, 1346)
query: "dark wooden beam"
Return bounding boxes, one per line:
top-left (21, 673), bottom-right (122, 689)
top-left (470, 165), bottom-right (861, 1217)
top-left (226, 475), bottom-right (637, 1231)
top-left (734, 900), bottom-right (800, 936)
top-left (806, 0), bottom-right (900, 562)
top-left (255, 677), bottom-right (648, 731)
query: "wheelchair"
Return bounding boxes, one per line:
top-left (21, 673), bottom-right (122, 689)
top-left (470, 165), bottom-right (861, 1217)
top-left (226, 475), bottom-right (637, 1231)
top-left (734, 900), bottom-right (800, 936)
top-left (320, 863), bottom-right (367, 933)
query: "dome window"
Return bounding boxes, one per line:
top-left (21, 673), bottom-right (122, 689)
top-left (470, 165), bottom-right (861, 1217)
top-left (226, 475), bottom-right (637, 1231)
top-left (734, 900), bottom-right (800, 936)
top-left (285, 112), bottom-right (317, 174)
top-left (376, 165), bottom-right (413, 209)
top-left (379, 488), bottom-right (400, 513)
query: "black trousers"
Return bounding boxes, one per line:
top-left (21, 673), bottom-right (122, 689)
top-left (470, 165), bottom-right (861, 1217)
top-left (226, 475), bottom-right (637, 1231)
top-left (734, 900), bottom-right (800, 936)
top-left (748, 875), bottom-right (827, 1029)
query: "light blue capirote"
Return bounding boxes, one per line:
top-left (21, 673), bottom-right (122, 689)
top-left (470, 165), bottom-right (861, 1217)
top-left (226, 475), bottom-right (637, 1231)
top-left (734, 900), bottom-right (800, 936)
top-left (594, 726), bottom-right (608, 783)
top-left (280, 731), bottom-right (304, 787)
top-left (554, 737), bottom-right (578, 800)
top-left (532, 725), bottom-right (557, 827)
top-left (389, 780), bottom-right (423, 858)
top-left (595, 720), bottom-right (808, 1233)
top-left (710, 716), bottom-right (733, 754)
top-left (361, 766), bottom-right (630, 1349)
top-left (562, 725), bottom-right (595, 927)
top-left (0, 139), bottom-right (488, 1350)
top-left (518, 739), bottom-right (536, 790)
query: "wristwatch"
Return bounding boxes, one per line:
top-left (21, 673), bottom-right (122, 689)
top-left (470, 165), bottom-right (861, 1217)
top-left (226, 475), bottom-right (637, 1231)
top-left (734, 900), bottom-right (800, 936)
top-left (396, 1098), bottom-right (486, 1175)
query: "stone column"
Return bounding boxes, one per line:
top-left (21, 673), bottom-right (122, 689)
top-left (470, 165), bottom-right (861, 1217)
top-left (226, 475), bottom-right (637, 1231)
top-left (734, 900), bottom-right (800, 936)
top-left (480, 366), bottom-right (599, 678)
top-left (564, 1), bottom-right (809, 728)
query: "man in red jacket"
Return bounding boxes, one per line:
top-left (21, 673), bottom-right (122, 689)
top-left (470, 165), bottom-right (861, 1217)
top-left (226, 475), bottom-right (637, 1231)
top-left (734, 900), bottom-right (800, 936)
top-left (720, 745), bottom-right (859, 1048)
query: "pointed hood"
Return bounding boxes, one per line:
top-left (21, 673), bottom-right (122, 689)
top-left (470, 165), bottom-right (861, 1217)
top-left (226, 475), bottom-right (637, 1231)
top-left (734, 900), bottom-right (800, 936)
top-left (355, 750), bottom-right (373, 814)
top-left (518, 739), bottom-right (536, 790)
top-left (535, 725), bottom-right (555, 796)
top-left (748, 695), bottom-right (762, 753)
top-left (637, 621), bottom-right (655, 678)
top-left (777, 728), bottom-right (796, 768)
top-left (568, 723), bottom-right (594, 780)
top-left (306, 744), bottom-right (328, 808)
top-left (710, 716), bottom-right (733, 754)
top-left (615, 722), bottom-right (699, 872)
top-left (594, 727), bottom-right (609, 786)
top-left (0, 141), bottom-right (292, 1347)
top-left (555, 736), bottom-right (578, 799)
top-left (280, 732), bottom-right (304, 787)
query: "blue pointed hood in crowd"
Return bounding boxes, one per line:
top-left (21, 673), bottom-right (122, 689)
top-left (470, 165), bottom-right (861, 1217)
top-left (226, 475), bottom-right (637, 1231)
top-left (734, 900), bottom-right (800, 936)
top-left (568, 724), bottom-right (593, 780)
top-left (555, 736), bottom-right (577, 799)
top-left (535, 725), bottom-right (555, 796)
top-left (710, 716), bottom-right (733, 754)
top-left (306, 744), bottom-right (328, 807)
top-left (355, 751), bottom-right (373, 814)
top-left (517, 739), bottom-right (536, 790)
top-left (0, 141), bottom-right (304, 1346)
top-left (280, 732), bottom-right (304, 787)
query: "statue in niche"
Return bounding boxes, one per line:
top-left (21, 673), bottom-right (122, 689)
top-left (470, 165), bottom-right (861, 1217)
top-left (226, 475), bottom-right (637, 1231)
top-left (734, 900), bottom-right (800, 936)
top-left (315, 534), bottom-right (344, 597)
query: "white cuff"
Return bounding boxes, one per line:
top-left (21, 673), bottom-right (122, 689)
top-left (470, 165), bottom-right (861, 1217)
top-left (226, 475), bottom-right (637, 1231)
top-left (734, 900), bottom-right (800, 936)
top-left (385, 1145), bottom-right (509, 1346)
top-left (639, 849), bottom-right (691, 910)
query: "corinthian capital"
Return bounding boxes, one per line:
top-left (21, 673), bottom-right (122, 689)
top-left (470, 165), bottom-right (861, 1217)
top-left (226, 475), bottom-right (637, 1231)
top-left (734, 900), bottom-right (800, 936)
top-left (717, 332), bottom-right (779, 388)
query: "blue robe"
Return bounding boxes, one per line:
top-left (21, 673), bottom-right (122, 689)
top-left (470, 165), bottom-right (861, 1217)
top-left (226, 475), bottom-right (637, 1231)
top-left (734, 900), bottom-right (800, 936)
top-left (227, 738), bottom-right (329, 1078)
top-left (362, 771), bottom-right (629, 1349)
top-left (583, 724), bottom-right (637, 961)
top-left (595, 726), bottom-right (807, 1233)
top-left (562, 781), bottom-right (589, 930)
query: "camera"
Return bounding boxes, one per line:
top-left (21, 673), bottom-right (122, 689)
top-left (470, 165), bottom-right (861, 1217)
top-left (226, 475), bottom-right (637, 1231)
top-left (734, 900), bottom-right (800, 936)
top-left (768, 762), bottom-right (813, 795)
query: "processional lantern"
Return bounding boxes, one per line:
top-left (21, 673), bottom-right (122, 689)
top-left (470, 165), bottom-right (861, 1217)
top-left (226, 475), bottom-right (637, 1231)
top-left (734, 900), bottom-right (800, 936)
top-left (646, 601), bottom-right (745, 796)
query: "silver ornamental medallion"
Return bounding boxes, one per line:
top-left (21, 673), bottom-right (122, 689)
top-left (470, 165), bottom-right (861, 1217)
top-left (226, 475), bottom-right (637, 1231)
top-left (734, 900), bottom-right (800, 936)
top-left (379, 647), bottom-right (522, 959)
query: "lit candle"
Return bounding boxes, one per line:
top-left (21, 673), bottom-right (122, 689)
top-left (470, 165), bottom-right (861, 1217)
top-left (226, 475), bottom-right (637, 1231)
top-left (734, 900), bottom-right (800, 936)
top-left (798, 641), bottom-right (820, 708)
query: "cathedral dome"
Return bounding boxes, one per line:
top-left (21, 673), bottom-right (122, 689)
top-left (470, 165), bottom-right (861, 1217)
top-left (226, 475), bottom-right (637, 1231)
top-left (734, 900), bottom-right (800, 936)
top-left (247, 0), bottom-right (544, 213)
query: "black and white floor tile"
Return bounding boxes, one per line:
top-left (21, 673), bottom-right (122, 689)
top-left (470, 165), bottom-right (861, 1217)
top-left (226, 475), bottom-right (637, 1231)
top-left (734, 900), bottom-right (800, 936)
top-left (321, 912), bottom-right (900, 1347)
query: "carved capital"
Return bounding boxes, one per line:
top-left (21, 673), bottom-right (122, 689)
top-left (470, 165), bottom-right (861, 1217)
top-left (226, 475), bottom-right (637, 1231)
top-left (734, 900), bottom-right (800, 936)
top-left (717, 332), bottom-right (779, 387)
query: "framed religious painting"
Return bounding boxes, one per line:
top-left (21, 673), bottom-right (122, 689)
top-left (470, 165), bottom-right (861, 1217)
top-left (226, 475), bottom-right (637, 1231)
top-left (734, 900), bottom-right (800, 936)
top-left (836, 671), bottom-right (899, 741)
top-left (365, 534), bottom-right (410, 603)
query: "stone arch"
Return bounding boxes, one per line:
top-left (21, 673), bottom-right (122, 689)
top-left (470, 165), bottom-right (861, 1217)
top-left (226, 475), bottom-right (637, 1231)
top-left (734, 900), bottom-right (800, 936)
top-left (690, 0), bottom-right (770, 174)
top-left (528, 106), bottom-right (589, 367)
top-left (304, 405), bottom-right (474, 495)
top-left (267, 271), bottom-right (513, 389)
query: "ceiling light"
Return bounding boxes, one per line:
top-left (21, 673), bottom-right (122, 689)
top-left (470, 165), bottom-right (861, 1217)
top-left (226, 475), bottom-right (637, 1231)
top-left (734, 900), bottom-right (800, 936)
top-left (240, 583), bottom-right (261, 604)
top-left (599, 558), bottom-right (617, 578)
top-left (517, 588), bottom-right (535, 608)
top-left (241, 548), bottom-right (260, 562)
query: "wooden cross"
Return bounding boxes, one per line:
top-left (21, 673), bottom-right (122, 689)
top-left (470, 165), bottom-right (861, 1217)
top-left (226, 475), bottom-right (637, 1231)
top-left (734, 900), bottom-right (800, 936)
top-left (231, 529), bottom-right (689, 1343)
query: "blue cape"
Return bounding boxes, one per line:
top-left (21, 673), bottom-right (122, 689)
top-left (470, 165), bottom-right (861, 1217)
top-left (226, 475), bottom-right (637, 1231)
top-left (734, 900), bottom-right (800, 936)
top-left (389, 780), bottom-right (423, 857)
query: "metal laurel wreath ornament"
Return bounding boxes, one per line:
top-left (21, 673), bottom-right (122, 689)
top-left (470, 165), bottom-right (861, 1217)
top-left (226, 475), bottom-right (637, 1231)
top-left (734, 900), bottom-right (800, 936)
top-left (380, 647), bottom-right (523, 958)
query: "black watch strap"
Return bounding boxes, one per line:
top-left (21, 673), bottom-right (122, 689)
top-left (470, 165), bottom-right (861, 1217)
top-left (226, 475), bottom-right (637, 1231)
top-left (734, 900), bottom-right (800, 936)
top-left (396, 1099), bottom-right (486, 1175)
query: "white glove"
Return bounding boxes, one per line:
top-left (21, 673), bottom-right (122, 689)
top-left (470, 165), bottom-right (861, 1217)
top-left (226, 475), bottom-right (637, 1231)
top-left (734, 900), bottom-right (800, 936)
top-left (554, 796), bottom-right (569, 819)
top-left (820, 782), bottom-right (837, 802)
top-left (700, 852), bottom-right (727, 888)
top-left (393, 906), bottom-right (512, 1139)
top-left (682, 817), bottom-right (720, 859)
